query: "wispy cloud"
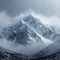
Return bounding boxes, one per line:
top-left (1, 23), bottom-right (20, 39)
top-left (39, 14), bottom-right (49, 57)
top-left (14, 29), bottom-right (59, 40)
top-left (0, 10), bottom-right (59, 56)
top-left (16, 10), bottom-right (60, 28)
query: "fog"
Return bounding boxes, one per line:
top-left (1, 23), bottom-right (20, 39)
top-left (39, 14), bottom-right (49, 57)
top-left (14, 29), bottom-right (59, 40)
top-left (0, 10), bottom-right (59, 56)
top-left (0, 38), bottom-right (51, 57)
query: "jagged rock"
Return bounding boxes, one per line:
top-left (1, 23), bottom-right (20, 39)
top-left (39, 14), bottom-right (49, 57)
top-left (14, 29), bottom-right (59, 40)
top-left (0, 47), bottom-right (28, 60)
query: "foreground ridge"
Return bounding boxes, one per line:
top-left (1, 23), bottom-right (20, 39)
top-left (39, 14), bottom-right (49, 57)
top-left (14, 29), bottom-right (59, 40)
top-left (0, 47), bottom-right (28, 60)
top-left (0, 47), bottom-right (60, 60)
top-left (30, 52), bottom-right (60, 60)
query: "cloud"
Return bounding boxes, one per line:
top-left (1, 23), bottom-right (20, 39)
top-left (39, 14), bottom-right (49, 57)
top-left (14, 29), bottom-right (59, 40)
top-left (16, 10), bottom-right (60, 28)
top-left (1, 0), bottom-right (60, 16)
top-left (0, 11), bottom-right (22, 29)
top-left (0, 10), bottom-right (60, 33)
top-left (0, 11), bottom-right (12, 28)
top-left (0, 10), bottom-right (60, 56)
top-left (13, 0), bottom-right (60, 16)
top-left (16, 10), bottom-right (60, 34)
top-left (33, 13), bottom-right (60, 28)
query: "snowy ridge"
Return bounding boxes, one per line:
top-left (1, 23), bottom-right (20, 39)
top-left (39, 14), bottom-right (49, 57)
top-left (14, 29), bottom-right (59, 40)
top-left (21, 19), bottom-right (53, 44)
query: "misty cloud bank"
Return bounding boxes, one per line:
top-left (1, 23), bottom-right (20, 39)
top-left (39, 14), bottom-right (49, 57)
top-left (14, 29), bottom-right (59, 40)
top-left (0, 0), bottom-right (60, 17)
top-left (0, 10), bottom-right (59, 56)
top-left (0, 10), bottom-right (60, 29)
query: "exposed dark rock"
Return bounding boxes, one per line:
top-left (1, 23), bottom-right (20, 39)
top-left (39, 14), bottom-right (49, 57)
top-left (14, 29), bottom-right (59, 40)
top-left (0, 47), bottom-right (28, 60)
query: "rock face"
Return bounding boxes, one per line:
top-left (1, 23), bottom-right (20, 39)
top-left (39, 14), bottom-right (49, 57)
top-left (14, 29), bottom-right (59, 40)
top-left (0, 16), bottom-right (42, 45)
top-left (24, 15), bottom-right (60, 41)
top-left (1, 21), bottom-right (29, 45)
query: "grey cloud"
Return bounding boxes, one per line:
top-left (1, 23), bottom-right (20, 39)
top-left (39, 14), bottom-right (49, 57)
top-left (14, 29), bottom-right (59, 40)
top-left (0, 0), bottom-right (60, 17)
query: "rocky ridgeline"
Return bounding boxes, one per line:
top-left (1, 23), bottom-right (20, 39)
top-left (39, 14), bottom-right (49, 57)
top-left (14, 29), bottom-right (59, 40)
top-left (0, 47), bottom-right (28, 60)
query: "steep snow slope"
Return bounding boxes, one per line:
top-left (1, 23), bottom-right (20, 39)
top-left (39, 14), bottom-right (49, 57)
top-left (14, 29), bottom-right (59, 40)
top-left (34, 40), bottom-right (60, 58)
top-left (23, 15), bottom-right (60, 41)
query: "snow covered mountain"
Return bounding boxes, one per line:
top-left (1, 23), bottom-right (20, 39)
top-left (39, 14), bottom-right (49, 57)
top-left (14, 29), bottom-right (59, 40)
top-left (0, 13), bottom-right (60, 60)
top-left (0, 14), bottom-right (53, 57)
top-left (23, 15), bottom-right (60, 41)
top-left (0, 20), bottom-right (42, 45)
top-left (0, 14), bottom-right (54, 45)
top-left (34, 40), bottom-right (60, 58)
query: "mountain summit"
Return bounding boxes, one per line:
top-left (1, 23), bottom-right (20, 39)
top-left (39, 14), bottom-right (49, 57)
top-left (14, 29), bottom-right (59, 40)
top-left (0, 14), bottom-right (54, 45)
top-left (0, 14), bottom-right (60, 60)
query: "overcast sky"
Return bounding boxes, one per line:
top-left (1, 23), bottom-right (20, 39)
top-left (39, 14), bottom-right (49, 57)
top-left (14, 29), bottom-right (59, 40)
top-left (0, 0), bottom-right (60, 54)
top-left (0, 0), bottom-right (60, 17)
